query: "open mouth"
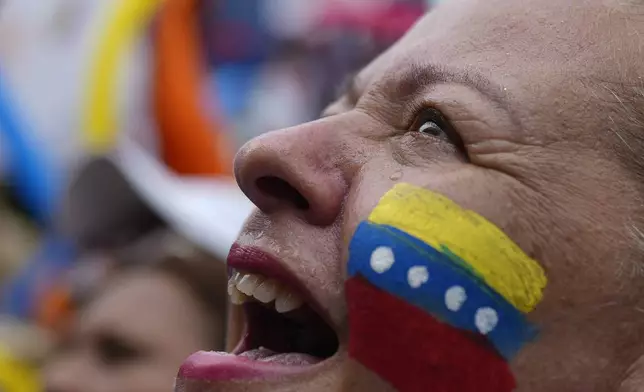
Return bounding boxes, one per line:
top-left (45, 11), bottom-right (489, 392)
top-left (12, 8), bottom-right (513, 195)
top-left (228, 269), bottom-right (340, 366)
top-left (177, 245), bottom-right (340, 383)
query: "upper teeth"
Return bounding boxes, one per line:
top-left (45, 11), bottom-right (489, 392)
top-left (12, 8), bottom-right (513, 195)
top-left (228, 270), bottom-right (304, 313)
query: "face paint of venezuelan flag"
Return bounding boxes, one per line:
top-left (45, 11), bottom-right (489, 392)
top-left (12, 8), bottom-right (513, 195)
top-left (366, 183), bottom-right (546, 314)
top-left (345, 183), bottom-right (547, 392)
top-left (347, 183), bottom-right (547, 359)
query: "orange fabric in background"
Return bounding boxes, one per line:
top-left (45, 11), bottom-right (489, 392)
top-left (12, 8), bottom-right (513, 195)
top-left (36, 284), bottom-right (73, 335)
top-left (153, 0), bottom-right (232, 176)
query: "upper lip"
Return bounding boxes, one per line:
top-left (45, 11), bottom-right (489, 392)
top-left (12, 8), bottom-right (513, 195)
top-left (227, 243), bottom-right (336, 331)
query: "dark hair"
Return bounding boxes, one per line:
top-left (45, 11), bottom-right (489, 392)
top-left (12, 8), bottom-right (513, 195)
top-left (60, 158), bottom-right (165, 251)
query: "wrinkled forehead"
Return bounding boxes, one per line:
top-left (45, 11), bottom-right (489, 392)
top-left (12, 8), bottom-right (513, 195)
top-left (359, 0), bottom-right (643, 92)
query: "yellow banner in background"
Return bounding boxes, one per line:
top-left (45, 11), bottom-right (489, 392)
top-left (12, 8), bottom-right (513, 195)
top-left (84, 0), bottom-right (164, 153)
top-left (0, 346), bottom-right (39, 392)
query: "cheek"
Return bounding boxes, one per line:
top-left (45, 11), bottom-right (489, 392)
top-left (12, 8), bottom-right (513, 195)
top-left (344, 161), bottom-right (485, 226)
top-left (342, 158), bottom-right (540, 267)
top-left (340, 163), bottom-right (465, 277)
top-left (341, 162), bottom-right (465, 248)
top-left (341, 160), bottom-right (406, 249)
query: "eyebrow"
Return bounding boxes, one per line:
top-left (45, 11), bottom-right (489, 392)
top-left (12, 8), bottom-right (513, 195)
top-left (341, 63), bottom-right (521, 127)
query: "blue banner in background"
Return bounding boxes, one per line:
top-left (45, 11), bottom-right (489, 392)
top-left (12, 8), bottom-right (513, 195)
top-left (200, 0), bottom-right (273, 66)
top-left (1, 235), bottom-right (75, 320)
top-left (0, 70), bottom-right (61, 225)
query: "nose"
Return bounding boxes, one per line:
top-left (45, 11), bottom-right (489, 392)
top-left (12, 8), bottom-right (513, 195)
top-left (234, 121), bottom-right (348, 226)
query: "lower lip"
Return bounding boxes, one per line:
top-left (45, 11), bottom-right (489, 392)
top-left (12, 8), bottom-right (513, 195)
top-left (178, 351), bottom-right (315, 382)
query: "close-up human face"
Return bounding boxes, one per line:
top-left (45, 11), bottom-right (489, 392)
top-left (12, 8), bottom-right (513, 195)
top-left (177, 0), bottom-right (644, 390)
top-left (45, 271), bottom-right (221, 392)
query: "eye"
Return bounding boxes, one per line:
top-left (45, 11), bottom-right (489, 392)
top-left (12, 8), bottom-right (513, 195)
top-left (418, 121), bottom-right (443, 136)
top-left (410, 108), bottom-right (464, 150)
top-left (95, 333), bottom-right (144, 367)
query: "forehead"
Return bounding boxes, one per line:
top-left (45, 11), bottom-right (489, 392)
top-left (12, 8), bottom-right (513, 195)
top-left (358, 0), bottom-right (642, 95)
top-left (79, 272), bottom-right (204, 347)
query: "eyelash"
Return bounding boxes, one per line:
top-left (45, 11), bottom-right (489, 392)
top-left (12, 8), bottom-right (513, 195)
top-left (409, 107), bottom-right (465, 151)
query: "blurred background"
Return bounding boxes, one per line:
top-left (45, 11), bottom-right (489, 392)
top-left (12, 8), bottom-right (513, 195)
top-left (0, 0), bottom-right (431, 390)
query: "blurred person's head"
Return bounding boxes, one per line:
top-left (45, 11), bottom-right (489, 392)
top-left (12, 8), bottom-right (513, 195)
top-left (44, 240), bottom-right (228, 392)
top-left (43, 136), bottom-right (251, 392)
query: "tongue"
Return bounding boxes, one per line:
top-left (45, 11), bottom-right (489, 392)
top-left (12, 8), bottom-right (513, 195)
top-left (239, 347), bottom-right (322, 366)
top-left (239, 347), bottom-right (276, 360)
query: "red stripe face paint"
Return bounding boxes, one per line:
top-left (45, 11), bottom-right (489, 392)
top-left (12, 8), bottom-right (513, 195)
top-left (346, 277), bottom-right (516, 392)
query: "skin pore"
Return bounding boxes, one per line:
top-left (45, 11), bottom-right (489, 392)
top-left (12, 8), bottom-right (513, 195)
top-left (180, 0), bottom-right (644, 390)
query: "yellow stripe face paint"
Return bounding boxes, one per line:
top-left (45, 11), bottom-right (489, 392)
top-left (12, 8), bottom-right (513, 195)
top-left (84, 0), bottom-right (163, 153)
top-left (368, 183), bottom-right (546, 313)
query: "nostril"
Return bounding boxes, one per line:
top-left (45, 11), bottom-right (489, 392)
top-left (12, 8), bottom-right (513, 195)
top-left (256, 176), bottom-right (310, 210)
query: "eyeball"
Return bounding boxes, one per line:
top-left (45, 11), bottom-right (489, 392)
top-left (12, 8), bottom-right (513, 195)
top-left (418, 121), bottom-right (443, 136)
